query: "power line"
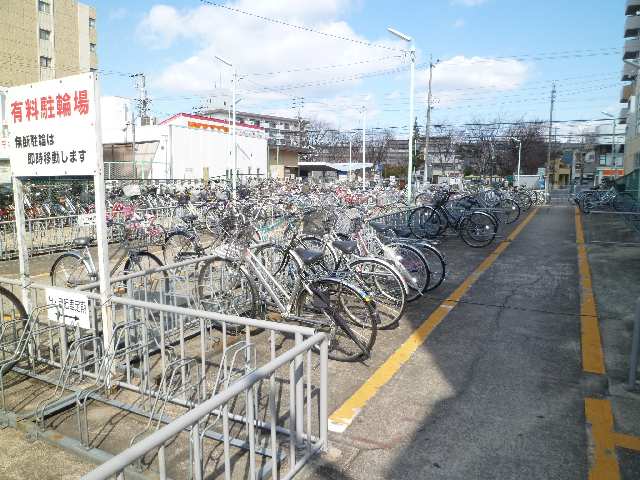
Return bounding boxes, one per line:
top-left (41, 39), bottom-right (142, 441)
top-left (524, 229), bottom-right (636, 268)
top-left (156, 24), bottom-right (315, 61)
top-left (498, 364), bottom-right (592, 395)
top-left (199, 0), bottom-right (404, 52)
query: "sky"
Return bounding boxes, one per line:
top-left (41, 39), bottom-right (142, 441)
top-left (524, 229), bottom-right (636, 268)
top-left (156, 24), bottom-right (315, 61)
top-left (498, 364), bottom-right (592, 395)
top-left (93, 0), bottom-right (627, 139)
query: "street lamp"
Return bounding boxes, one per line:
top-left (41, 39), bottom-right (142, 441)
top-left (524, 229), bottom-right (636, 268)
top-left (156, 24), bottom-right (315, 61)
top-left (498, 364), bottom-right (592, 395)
top-left (215, 55), bottom-right (238, 198)
top-left (388, 27), bottom-right (415, 201)
top-left (601, 111), bottom-right (616, 170)
top-left (512, 138), bottom-right (522, 187)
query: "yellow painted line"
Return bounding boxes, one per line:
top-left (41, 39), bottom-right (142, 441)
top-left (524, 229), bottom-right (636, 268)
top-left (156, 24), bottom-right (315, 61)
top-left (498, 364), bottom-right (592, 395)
top-left (586, 398), bottom-right (621, 480)
top-left (575, 208), bottom-right (606, 375)
top-left (328, 208), bottom-right (540, 433)
top-left (614, 433), bottom-right (640, 452)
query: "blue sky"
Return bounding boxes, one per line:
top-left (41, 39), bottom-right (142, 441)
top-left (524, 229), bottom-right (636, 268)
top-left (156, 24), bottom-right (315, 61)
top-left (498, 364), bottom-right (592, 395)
top-left (94, 0), bottom-right (626, 137)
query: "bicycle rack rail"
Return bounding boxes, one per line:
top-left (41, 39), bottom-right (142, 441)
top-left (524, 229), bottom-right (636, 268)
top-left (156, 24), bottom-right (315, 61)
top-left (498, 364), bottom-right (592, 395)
top-left (0, 271), bottom-right (328, 480)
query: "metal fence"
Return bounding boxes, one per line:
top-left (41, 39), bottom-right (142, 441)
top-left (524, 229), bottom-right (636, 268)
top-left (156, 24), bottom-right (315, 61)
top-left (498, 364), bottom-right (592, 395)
top-left (0, 257), bottom-right (329, 479)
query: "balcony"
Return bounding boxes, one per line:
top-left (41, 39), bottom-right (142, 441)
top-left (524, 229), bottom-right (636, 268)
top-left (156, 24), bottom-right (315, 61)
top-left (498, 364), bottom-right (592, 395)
top-left (622, 63), bottom-right (638, 81)
top-left (621, 83), bottom-right (635, 103)
top-left (626, 14), bottom-right (640, 38)
top-left (626, 0), bottom-right (640, 16)
top-left (624, 38), bottom-right (640, 59)
top-left (620, 107), bottom-right (630, 124)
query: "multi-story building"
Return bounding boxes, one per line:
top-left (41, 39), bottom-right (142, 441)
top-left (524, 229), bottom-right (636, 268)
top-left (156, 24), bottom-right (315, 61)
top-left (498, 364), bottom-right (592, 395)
top-left (622, 0), bottom-right (640, 178)
top-left (201, 109), bottom-right (305, 148)
top-left (0, 0), bottom-right (97, 170)
top-left (0, 0), bottom-right (98, 87)
top-left (383, 136), bottom-right (463, 181)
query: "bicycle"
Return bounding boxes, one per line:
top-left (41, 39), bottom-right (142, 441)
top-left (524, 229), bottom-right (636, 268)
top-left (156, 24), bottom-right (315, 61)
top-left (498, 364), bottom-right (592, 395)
top-left (50, 221), bottom-right (167, 293)
top-left (196, 243), bottom-right (378, 362)
top-left (408, 190), bottom-right (498, 247)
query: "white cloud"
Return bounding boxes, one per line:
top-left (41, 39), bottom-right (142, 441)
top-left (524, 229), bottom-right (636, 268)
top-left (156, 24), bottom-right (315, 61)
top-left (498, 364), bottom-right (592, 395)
top-left (416, 56), bottom-right (529, 107)
top-left (137, 2), bottom-right (406, 102)
top-left (453, 18), bottom-right (465, 28)
top-left (450, 0), bottom-right (488, 6)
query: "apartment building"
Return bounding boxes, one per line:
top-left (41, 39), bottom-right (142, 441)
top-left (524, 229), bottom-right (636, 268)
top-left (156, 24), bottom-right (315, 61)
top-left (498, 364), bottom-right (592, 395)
top-left (622, 0), bottom-right (640, 176)
top-left (0, 0), bottom-right (98, 87)
top-left (202, 109), bottom-right (305, 147)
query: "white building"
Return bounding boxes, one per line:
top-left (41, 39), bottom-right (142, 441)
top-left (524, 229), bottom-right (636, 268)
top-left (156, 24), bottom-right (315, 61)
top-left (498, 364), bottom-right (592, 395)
top-left (100, 97), bottom-right (268, 180)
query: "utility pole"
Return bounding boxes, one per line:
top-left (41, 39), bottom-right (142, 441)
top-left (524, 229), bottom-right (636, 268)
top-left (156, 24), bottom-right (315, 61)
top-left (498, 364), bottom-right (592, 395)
top-left (362, 107), bottom-right (367, 189)
top-left (547, 82), bottom-right (556, 186)
top-left (131, 73), bottom-right (150, 180)
top-left (349, 139), bottom-right (352, 182)
top-left (423, 56), bottom-right (437, 185)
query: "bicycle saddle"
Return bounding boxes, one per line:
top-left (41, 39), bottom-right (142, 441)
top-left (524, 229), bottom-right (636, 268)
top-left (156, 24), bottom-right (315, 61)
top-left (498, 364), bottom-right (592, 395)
top-left (331, 240), bottom-right (357, 255)
top-left (72, 237), bottom-right (94, 247)
top-left (293, 247), bottom-right (325, 266)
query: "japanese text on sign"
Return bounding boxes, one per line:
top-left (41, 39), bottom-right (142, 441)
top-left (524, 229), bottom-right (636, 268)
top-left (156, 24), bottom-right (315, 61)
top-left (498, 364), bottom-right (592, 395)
top-left (46, 287), bottom-right (91, 329)
top-left (10, 90), bottom-right (89, 123)
top-left (8, 73), bottom-right (98, 177)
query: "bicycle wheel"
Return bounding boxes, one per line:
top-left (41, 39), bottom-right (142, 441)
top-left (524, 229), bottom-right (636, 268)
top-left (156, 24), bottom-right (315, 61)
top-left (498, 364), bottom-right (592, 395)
top-left (123, 251), bottom-right (169, 299)
top-left (417, 242), bottom-right (446, 292)
top-left (197, 257), bottom-right (260, 335)
top-left (0, 286), bottom-right (28, 348)
top-left (388, 243), bottom-right (430, 301)
top-left (50, 252), bottom-right (94, 288)
top-left (496, 198), bottom-right (520, 224)
top-left (163, 231), bottom-right (198, 264)
top-left (295, 278), bottom-right (377, 362)
top-left (347, 258), bottom-right (406, 329)
top-left (459, 212), bottom-right (497, 248)
top-left (409, 206), bottom-right (445, 239)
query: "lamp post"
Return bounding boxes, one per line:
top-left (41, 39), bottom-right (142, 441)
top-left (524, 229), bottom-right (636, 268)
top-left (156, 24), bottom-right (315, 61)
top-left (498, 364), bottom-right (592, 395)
top-left (215, 55), bottom-right (237, 198)
top-left (388, 27), bottom-right (415, 201)
top-left (362, 106), bottom-right (366, 189)
top-left (514, 138), bottom-right (522, 186)
top-left (602, 111), bottom-right (616, 170)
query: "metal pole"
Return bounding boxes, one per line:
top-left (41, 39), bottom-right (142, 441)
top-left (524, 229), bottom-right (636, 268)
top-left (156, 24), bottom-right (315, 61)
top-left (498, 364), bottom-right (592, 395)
top-left (517, 140), bottom-right (522, 187)
top-left (232, 68), bottom-right (237, 198)
top-left (12, 177), bottom-right (31, 314)
top-left (628, 298), bottom-right (640, 390)
top-left (407, 45), bottom-right (415, 201)
top-left (93, 76), bottom-right (114, 354)
top-left (349, 139), bottom-right (352, 182)
top-left (547, 82), bottom-right (556, 186)
top-left (362, 108), bottom-right (366, 189)
top-left (612, 118), bottom-right (616, 168)
top-left (423, 56), bottom-right (434, 185)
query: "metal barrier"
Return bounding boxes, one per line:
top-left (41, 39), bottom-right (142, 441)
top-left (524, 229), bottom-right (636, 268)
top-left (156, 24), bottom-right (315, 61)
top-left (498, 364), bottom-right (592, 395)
top-left (82, 331), bottom-right (328, 480)
top-left (0, 265), bottom-right (329, 480)
top-left (628, 298), bottom-right (640, 391)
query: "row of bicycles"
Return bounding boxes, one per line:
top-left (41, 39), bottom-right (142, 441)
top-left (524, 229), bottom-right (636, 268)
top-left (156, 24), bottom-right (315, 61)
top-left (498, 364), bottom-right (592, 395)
top-left (48, 179), bottom-right (535, 363)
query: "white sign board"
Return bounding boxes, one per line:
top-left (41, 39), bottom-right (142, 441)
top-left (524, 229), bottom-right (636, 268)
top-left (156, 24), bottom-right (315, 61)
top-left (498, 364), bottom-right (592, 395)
top-left (46, 287), bottom-right (91, 329)
top-left (77, 213), bottom-right (96, 226)
top-left (7, 73), bottom-right (98, 177)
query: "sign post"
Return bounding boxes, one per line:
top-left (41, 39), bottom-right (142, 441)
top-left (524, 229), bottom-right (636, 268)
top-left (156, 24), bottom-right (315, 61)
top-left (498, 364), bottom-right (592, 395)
top-left (8, 73), bottom-right (112, 352)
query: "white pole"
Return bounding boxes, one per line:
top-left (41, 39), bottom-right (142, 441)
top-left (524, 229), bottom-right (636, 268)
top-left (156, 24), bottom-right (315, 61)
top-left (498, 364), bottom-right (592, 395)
top-left (407, 45), bottom-right (416, 201)
top-left (517, 140), bottom-right (522, 187)
top-left (92, 75), bottom-right (113, 354)
top-left (423, 56), bottom-right (434, 185)
top-left (612, 118), bottom-right (616, 168)
top-left (362, 108), bottom-right (366, 189)
top-left (349, 139), bottom-right (352, 182)
top-left (232, 68), bottom-right (237, 198)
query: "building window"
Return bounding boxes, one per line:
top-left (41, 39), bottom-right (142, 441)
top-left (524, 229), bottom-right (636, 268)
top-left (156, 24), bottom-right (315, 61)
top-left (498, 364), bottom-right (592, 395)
top-left (39, 56), bottom-right (52, 68)
top-left (39, 29), bottom-right (50, 41)
top-left (89, 43), bottom-right (96, 53)
top-left (89, 17), bottom-right (96, 29)
top-left (38, 1), bottom-right (50, 13)
top-left (270, 122), bottom-right (276, 128)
